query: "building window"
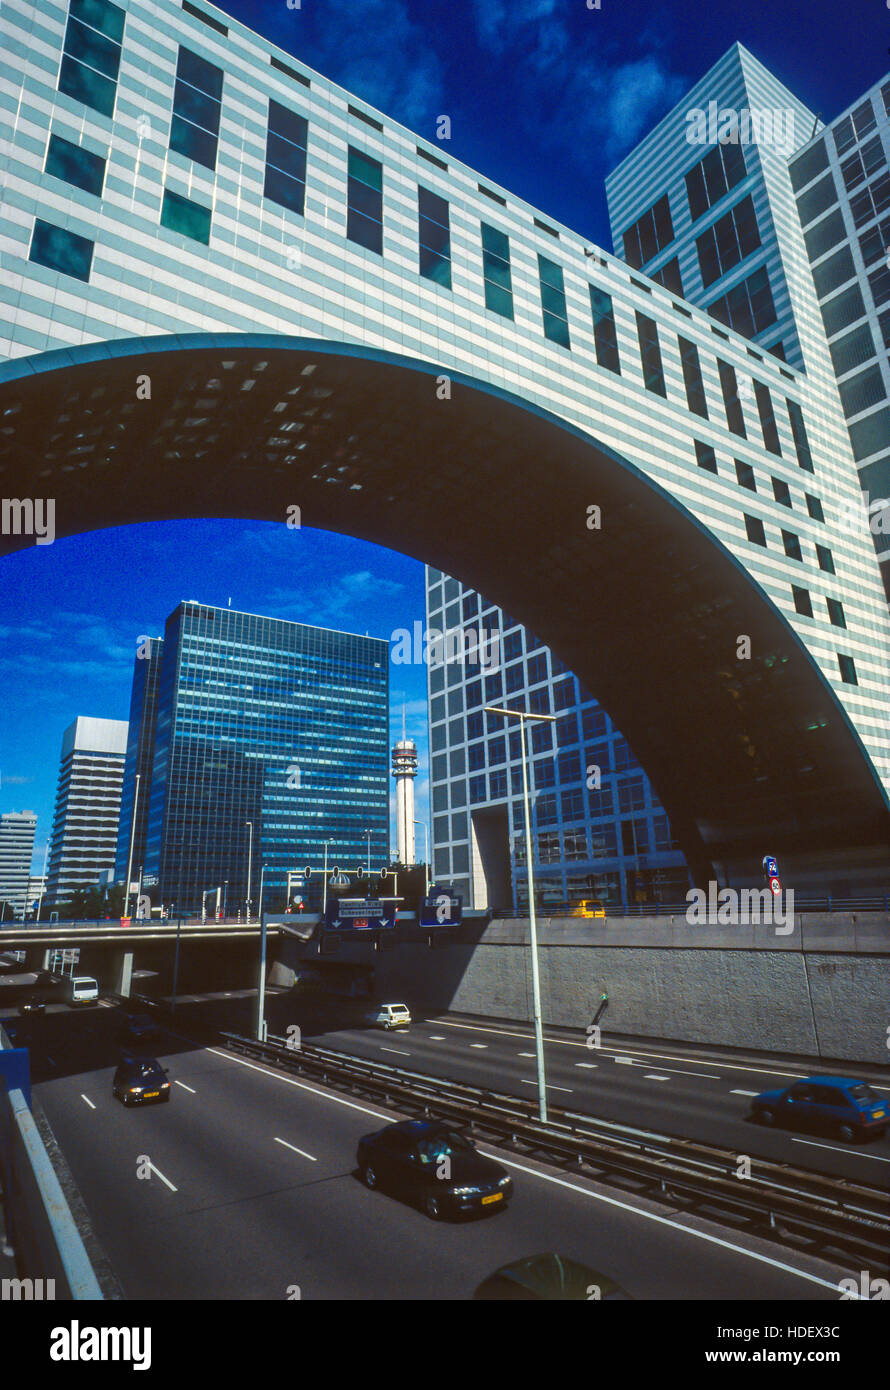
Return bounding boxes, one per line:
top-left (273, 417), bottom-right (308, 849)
top-left (792, 585), bottom-right (813, 617)
top-left (589, 286), bottom-right (620, 373)
top-left (834, 99), bottom-right (877, 157)
top-left (170, 47), bottom-right (222, 171)
top-left (804, 209), bottom-right (846, 262)
top-left (707, 266), bottom-right (777, 338)
top-left (29, 219), bottom-right (94, 282)
top-left (652, 257), bottom-right (683, 295)
top-left (685, 142), bottom-right (747, 222)
top-left (812, 245), bottom-right (856, 300)
top-left (718, 360), bottom-right (746, 437)
top-left (470, 775), bottom-right (486, 804)
top-left (838, 654), bottom-right (857, 685)
top-left (755, 383), bottom-right (782, 455)
top-left (816, 544), bottom-right (835, 574)
top-left (789, 139), bottom-right (829, 192)
top-left (58, 0), bottom-right (125, 119)
top-left (160, 188), bottom-right (211, 244)
top-left (695, 195), bottom-right (761, 288)
top-left (859, 217), bottom-right (890, 269)
top-left (678, 337), bottom-right (708, 417)
top-left (782, 530), bottom-right (802, 561)
top-left (418, 186), bottom-right (451, 288)
top-left (538, 254), bottom-right (570, 347)
top-left (44, 133), bottom-right (106, 197)
top-left (264, 100), bottom-right (308, 215)
top-left (489, 769), bottom-right (507, 800)
top-left (635, 312), bottom-right (666, 396)
top-left (827, 598), bottom-right (846, 628)
top-left (481, 222), bottom-right (513, 318)
top-left (744, 514), bottom-right (766, 546)
top-left (839, 365), bottom-right (886, 419)
top-left (694, 440), bottom-right (718, 473)
top-left (840, 135), bottom-right (885, 194)
top-left (830, 323), bottom-right (877, 377)
top-left (735, 459), bottom-right (756, 491)
top-left (786, 400), bottom-right (814, 471)
top-left (796, 172), bottom-right (838, 227)
top-left (347, 147), bottom-right (383, 254)
top-left (849, 172), bottom-right (890, 229)
top-left (772, 477), bottom-right (792, 507)
top-left (806, 493), bottom-right (824, 521)
top-left (622, 194), bottom-right (674, 268)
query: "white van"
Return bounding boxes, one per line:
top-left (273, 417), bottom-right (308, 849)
top-left (372, 1002), bottom-right (411, 1031)
top-left (66, 975), bottom-right (99, 1006)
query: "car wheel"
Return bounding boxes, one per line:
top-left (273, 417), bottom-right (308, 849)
top-left (838, 1123), bottom-right (858, 1143)
top-left (758, 1108), bottom-right (775, 1126)
top-left (424, 1193), bottom-right (441, 1221)
top-left (363, 1164), bottom-right (378, 1189)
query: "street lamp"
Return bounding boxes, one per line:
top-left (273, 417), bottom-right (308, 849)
top-left (414, 819), bottom-right (430, 898)
top-left (362, 828), bottom-right (372, 878)
top-left (322, 838), bottom-right (334, 914)
top-left (35, 841), bottom-right (49, 923)
top-left (245, 820), bottom-right (253, 924)
top-left (485, 704), bottom-right (556, 1123)
top-left (223, 880), bottom-right (229, 921)
top-left (257, 864), bottom-right (268, 1043)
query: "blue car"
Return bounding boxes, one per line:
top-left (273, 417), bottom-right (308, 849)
top-left (750, 1075), bottom-right (889, 1143)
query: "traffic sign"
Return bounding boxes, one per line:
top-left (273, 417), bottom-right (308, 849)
top-left (769, 877), bottom-right (782, 895)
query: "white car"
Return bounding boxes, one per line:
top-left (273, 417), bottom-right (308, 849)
top-left (372, 1002), bottom-right (411, 1030)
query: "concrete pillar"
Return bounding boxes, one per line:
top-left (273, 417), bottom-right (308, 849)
top-left (113, 950), bottom-right (133, 998)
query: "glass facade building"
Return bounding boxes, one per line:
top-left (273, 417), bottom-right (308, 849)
top-left (140, 603), bottom-right (388, 913)
top-left (425, 574), bottom-right (690, 912)
top-left (115, 636), bottom-right (164, 888)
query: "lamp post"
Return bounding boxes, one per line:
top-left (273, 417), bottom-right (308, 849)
top-left (245, 821), bottom-right (253, 924)
top-left (484, 705), bottom-right (556, 1123)
top-left (257, 865), bottom-right (268, 1042)
top-left (363, 828), bottom-right (372, 878)
top-left (223, 880), bottom-right (228, 921)
top-left (35, 841), bottom-right (49, 923)
top-left (322, 838), bottom-right (333, 914)
top-left (123, 773), bottom-right (141, 921)
top-left (414, 819), bottom-right (430, 898)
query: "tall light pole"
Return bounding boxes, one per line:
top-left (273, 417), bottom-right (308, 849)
top-left (223, 880), bottom-right (229, 920)
top-left (414, 819), bottom-right (430, 898)
top-left (363, 828), bottom-right (372, 878)
top-left (245, 820), bottom-right (253, 924)
top-left (123, 773), bottom-right (141, 921)
top-left (485, 705), bottom-right (556, 1123)
top-left (322, 838), bottom-right (333, 914)
top-left (256, 864), bottom-right (268, 1042)
top-left (35, 841), bottom-right (49, 923)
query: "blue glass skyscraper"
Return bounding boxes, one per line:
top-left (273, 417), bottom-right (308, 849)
top-left (140, 602), bottom-right (389, 912)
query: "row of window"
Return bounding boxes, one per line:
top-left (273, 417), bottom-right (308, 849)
top-left (695, 194), bottom-right (761, 288)
top-left (742, 511), bottom-right (836, 573)
top-left (620, 142), bottom-right (749, 280)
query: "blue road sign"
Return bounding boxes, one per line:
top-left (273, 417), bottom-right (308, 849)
top-left (420, 884), bottom-right (463, 927)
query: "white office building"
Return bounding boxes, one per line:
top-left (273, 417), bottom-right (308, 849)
top-left (46, 716), bottom-right (128, 905)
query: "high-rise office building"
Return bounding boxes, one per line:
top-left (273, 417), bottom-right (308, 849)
top-left (140, 602), bottom-right (389, 912)
top-left (0, 811), bottom-right (37, 919)
top-left (115, 636), bottom-right (164, 887)
top-left (46, 717), bottom-right (128, 904)
top-left (425, 576), bottom-right (689, 911)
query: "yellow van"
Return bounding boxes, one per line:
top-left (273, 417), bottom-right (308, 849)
top-left (568, 900), bottom-right (606, 919)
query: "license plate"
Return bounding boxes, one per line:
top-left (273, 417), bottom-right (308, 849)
top-left (481, 1192), bottom-right (503, 1205)
top-left (144, 1091), bottom-right (159, 1098)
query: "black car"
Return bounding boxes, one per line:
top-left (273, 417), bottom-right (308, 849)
top-left (118, 1013), bottom-right (162, 1043)
top-left (356, 1119), bottom-right (513, 1220)
top-left (112, 1055), bottom-right (171, 1106)
top-left (474, 1253), bottom-right (632, 1300)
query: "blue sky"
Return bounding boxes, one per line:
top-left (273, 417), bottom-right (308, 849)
top-left (1, 0), bottom-right (887, 869)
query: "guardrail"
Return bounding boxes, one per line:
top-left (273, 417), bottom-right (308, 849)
top-left (493, 897), bottom-right (890, 918)
top-left (216, 1028), bottom-right (890, 1269)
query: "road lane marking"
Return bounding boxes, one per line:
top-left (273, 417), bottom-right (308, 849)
top-left (791, 1137), bottom-right (890, 1162)
top-left (174, 1080), bottom-right (195, 1093)
top-left (520, 1079), bottom-right (573, 1093)
top-left (432, 1018), bottom-right (860, 1085)
top-left (476, 1151), bottom-right (848, 1293)
top-left (644, 1074), bottom-right (671, 1082)
top-left (80, 1094), bottom-right (95, 1109)
top-left (428, 1036), bottom-right (446, 1041)
top-left (614, 1056), bottom-right (634, 1065)
top-left (470, 1043), bottom-right (488, 1049)
top-left (518, 1051), bottom-right (536, 1057)
top-left (614, 1056), bottom-right (721, 1081)
top-left (274, 1137), bottom-right (316, 1162)
top-left (575, 1062), bottom-right (598, 1069)
top-left (206, 1047), bottom-right (391, 1121)
top-left (732, 1089), bottom-right (760, 1097)
top-left (147, 1162), bottom-right (177, 1192)
top-left (380, 1046), bottom-right (410, 1056)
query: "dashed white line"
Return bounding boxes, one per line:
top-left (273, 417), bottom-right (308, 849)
top-left (174, 1080), bottom-right (195, 1093)
top-left (732, 1089), bottom-right (760, 1097)
top-left (470, 1043), bottom-right (488, 1049)
top-left (146, 1161), bottom-right (177, 1192)
top-left (80, 1094), bottom-right (95, 1109)
top-left (791, 1137), bottom-right (890, 1162)
top-left (380, 1046), bottom-right (410, 1056)
top-left (520, 1079), bottom-right (573, 1093)
top-left (428, 1036), bottom-right (446, 1041)
top-left (644, 1074), bottom-right (671, 1082)
top-left (518, 1051), bottom-right (536, 1058)
top-left (575, 1062), bottom-right (598, 1069)
top-left (614, 1056), bottom-right (634, 1065)
top-left (274, 1137), bottom-right (316, 1162)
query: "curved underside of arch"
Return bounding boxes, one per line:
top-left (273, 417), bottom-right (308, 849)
top-left (1, 334), bottom-right (888, 885)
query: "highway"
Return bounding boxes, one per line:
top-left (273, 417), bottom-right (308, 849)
top-left (7, 998), bottom-right (881, 1300)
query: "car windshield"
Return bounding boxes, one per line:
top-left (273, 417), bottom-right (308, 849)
top-left (415, 1131), bottom-right (474, 1164)
top-left (848, 1084), bottom-right (879, 1102)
